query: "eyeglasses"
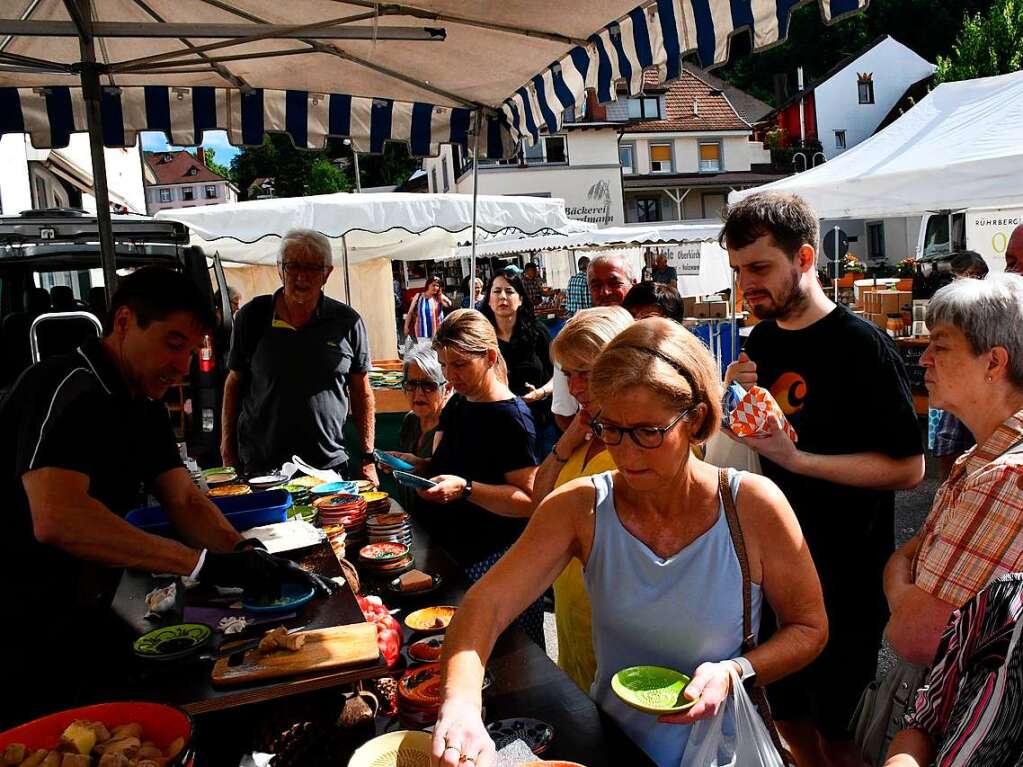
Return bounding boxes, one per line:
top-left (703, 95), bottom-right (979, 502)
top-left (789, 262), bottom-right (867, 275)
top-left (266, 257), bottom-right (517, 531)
top-left (590, 408), bottom-right (693, 449)
top-left (402, 379), bottom-right (445, 393)
top-left (282, 262), bottom-right (327, 276)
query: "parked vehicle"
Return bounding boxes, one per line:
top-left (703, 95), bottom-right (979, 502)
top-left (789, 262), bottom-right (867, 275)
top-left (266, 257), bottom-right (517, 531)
top-left (0, 209), bottom-right (232, 461)
top-left (917, 206), bottom-right (1023, 273)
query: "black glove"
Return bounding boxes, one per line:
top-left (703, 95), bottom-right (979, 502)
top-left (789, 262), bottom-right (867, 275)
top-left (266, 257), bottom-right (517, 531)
top-left (198, 548), bottom-right (338, 601)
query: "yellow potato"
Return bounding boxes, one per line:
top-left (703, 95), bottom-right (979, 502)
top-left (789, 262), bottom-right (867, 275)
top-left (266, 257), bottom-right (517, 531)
top-left (57, 722), bottom-right (96, 756)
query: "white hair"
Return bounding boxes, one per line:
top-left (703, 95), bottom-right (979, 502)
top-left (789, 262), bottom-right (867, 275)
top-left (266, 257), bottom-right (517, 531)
top-left (402, 340), bottom-right (446, 385)
top-left (927, 272), bottom-right (1023, 387)
top-left (278, 229), bottom-right (332, 268)
top-left (587, 252), bottom-right (636, 283)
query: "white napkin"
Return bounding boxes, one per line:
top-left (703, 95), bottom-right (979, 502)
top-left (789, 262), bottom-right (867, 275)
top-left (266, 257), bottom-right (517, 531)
top-left (279, 455), bottom-right (344, 484)
top-left (240, 519), bottom-right (326, 554)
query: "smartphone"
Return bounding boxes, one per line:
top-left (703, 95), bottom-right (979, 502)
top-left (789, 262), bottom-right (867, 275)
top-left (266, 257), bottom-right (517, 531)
top-left (393, 470), bottom-right (438, 490)
top-left (375, 449), bottom-right (415, 471)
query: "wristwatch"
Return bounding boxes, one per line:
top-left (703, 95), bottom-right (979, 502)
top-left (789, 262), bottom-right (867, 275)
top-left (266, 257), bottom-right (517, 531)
top-left (461, 479), bottom-right (474, 500)
top-left (731, 656), bottom-right (756, 682)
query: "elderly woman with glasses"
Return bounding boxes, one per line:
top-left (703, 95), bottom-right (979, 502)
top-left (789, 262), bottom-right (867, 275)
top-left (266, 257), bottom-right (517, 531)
top-left (384, 342), bottom-right (450, 511)
top-left (854, 274), bottom-right (1023, 766)
top-left (431, 319), bottom-right (827, 767)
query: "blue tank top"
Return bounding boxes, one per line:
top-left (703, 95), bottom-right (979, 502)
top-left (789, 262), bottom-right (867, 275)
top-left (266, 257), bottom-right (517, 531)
top-left (584, 468), bottom-right (762, 766)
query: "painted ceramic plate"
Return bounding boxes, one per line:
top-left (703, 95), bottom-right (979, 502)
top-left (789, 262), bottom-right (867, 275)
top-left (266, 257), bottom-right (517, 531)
top-left (248, 473), bottom-right (288, 486)
top-left (405, 605), bottom-right (456, 632)
top-left (204, 470), bottom-right (237, 485)
top-left (354, 479), bottom-right (377, 493)
top-left (398, 663), bottom-right (443, 707)
top-left (289, 476), bottom-right (322, 488)
top-left (486, 718), bottom-right (554, 755)
top-left (242, 583), bottom-right (316, 613)
top-left (208, 484), bottom-right (251, 497)
top-left (359, 542), bottom-right (410, 562)
top-left (407, 636), bottom-right (444, 663)
top-left (133, 623), bottom-right (211, 661)
top-left (348, 731), bottom-right (432, 767)
top-left (611, 666), bottom-right (695, 714)
top-left (311, 481), bottom-right (359, 496)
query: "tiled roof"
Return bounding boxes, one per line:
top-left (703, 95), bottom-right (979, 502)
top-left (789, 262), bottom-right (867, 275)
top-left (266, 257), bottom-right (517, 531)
top-left (623, 170), bottom-right (789, 189)
top-left (625, 69), bottom-right (750, 133)
top-left (143, 150), bottom-right (226, 186)
top-left (681, 63), bottom-right (772, 123)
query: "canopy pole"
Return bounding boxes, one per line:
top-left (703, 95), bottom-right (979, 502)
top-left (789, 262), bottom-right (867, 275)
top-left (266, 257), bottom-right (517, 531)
top-left (730, 266), bottom-right (737, 363)
top-left (73, 0), bottom-right (118, 305)
top-left (342, 234), bottom-right (351, 304)
top-left (470, 109), bottom-right (482, 291)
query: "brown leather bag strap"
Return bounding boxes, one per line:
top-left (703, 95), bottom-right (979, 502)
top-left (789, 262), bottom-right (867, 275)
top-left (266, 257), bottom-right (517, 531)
top-left (717, 468), bottom-right (794, 766)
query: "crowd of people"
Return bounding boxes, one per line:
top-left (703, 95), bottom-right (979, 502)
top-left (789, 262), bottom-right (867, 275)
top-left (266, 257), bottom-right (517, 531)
top-left (5, 190), bottom-right (1023, 767)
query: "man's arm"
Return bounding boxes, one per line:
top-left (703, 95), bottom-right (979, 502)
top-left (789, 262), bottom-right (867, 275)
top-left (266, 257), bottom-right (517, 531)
top-left (23, 467), bottom-right (201, 575)
top-left (348, 371), bottom-right (378, 484)
top-left (153, 466), bottom-right (242, 552)
top-left (221, 369), bottom-right (242, 467)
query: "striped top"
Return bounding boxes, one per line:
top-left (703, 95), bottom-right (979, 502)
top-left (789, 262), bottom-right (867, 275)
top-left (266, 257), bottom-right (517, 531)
top-left (906, 572), bottom-right (1023, 766)
top-left (411, 294), bottom-right (444, 340)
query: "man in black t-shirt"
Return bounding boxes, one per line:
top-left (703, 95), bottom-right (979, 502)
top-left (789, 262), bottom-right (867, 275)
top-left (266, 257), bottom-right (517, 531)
top-left (0, 268), bottom-right (334, 725)
top-left (721, 193), bottom-right (925, 767)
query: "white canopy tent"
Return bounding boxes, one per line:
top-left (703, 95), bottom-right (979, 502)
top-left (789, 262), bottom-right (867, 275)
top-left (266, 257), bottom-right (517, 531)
top-left (454, 222), bottom-right (730, 296)
top-left (156, 191), bottom-right (592, 356)
top-left (728, 70), bottom-right (1023, 219)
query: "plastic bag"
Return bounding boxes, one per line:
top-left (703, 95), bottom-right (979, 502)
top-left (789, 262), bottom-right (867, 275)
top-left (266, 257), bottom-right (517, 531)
top-left (680, 666), bottom-right (784, 767)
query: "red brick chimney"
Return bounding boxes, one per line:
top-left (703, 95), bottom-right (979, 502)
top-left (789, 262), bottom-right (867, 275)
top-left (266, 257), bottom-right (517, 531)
top-left (196, 147), bottom-right (206, 166)
top-left (585, 90), bottom-right (606, 122)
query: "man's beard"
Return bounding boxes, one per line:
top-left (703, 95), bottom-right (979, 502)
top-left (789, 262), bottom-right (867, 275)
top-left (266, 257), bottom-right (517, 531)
top-left (750, 268), bottom-right (809, 321)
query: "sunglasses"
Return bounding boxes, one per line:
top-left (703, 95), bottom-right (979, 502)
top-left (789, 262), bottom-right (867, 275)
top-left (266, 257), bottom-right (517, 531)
top-left (402, 379), bottom-right (445, 393)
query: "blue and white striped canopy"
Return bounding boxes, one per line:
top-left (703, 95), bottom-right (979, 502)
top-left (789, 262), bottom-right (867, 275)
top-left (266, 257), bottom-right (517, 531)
top-left (0, 0), bottom-right (867, 159)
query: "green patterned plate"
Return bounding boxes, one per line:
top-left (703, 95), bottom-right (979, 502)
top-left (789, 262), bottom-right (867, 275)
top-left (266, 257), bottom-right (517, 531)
top-left (611, 665), bottom-right (695, 714)
top-left (133, 623), bottom-right (212, 661)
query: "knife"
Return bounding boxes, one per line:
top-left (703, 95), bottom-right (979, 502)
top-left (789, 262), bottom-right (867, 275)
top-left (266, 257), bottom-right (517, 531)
top-left (204, 625), bottom-right (309, 664)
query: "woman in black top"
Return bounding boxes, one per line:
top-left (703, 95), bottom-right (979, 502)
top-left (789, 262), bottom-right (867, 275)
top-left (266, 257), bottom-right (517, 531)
top-left (480, 270), bottom-right (554, 444)
top-left (389, 309), bottom-right (545, 646)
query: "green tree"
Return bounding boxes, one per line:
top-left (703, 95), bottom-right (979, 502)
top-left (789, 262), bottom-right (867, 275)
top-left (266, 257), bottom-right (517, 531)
top-left (935, 0), bottom-right (1023, 82)
top-left (201, 147), bottom-right (230, 180)
top-left (308, 157), bottom-right (352, 195)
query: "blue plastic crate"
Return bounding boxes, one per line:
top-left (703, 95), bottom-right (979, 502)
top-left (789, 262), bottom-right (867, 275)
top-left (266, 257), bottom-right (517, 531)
top-left (126, 489), bottom-right (293, 538)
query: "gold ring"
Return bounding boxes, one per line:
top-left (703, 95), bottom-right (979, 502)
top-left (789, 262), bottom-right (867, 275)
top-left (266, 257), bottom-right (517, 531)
top-left (459, 757), bottom-right (475, 764)
top-left (443, 745), bottom-right (461, 753)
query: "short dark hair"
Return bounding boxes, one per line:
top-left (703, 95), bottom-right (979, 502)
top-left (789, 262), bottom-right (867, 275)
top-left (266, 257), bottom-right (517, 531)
top-left (622, 281), bottom-right (685, 321)
top-left (720, 192), bottom-right (819, 259)
top-left (525, 262), bottom-right (539, 271)
top-left (577, 256), bottom-right (590, 270)
top-left (949, 250), bottom-right (989, 278)
top-left (105, 267), bottom-right (214, 335)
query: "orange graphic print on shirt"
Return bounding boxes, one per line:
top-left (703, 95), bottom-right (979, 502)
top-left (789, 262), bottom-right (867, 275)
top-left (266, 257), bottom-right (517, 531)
top-left (771, 372), bottom-right (808, 416)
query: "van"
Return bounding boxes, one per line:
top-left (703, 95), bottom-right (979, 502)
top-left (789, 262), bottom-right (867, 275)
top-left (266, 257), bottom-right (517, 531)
top-left (917, 206), bottom-right (1023, 273)
top-left (0, 209), bottom-right (232, 461)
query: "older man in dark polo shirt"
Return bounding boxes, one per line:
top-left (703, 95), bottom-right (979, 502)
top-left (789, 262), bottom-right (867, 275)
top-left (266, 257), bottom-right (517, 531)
top-left (221, 229), bottom-right (378, 484)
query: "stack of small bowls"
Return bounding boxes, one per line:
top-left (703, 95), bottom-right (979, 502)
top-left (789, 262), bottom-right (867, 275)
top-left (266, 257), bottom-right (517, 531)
top-left (396, 663), bottom-right (444, 728)
top-left (314, 493), bottom-right (368, 550)
top-left (366, 510), bottom-right (413, 550)
top-left (323, 524), bottom-right (347, 563)
top-left (358, 542), bottom-right (413, 578)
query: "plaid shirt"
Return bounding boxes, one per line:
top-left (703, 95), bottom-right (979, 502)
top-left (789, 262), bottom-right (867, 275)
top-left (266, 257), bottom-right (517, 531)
top-left (564, 272), bottom-right (592, 316)
top-left (912, 408), bottom-right (1023, 607)
top-left (522, 276), bottom-right (545, 309)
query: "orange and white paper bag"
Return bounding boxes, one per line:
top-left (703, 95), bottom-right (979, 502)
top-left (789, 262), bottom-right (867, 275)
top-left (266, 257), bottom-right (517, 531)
top-left (726, 383), bottom-right (797, 441)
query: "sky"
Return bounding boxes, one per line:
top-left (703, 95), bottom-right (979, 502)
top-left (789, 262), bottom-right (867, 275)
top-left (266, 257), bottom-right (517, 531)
top-left (140, 129), bottom-right (241, 164)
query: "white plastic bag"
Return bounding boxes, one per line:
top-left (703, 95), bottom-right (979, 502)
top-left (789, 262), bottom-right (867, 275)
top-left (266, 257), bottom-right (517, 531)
top-left (680, 667), bottom-right (783, 767)
top-left (703, 430), bottom-right (762, 474)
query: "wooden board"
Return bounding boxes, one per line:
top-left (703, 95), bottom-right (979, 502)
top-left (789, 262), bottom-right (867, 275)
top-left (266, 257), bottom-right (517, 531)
top-left (212, 623), bottom-right (379, 686)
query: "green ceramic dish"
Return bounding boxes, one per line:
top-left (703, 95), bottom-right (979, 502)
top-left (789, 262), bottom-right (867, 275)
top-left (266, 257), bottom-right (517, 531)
top-left (610, 666), bottom-right (696, 715)
top-left (133, 623), bottom-right (212, 661)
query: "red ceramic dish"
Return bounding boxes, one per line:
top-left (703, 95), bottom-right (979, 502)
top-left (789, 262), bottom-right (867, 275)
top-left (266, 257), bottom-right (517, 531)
top-left (0, 702), bottom-right (194, 766)
top-left (359, 542), bottom-right (409, 561)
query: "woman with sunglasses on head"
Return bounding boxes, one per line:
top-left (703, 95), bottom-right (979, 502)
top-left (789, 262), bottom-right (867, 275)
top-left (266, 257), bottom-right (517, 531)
top-left (395, 309), bottom-right (545, 646)
top-left (385, 342), bottom-right (451, 512)
top-left (431, 319), bottom-right (827, 767)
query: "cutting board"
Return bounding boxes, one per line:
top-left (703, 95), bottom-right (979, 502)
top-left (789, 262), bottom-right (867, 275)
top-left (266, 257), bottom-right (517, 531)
top-left (212, 623), bottom-right (379, 686)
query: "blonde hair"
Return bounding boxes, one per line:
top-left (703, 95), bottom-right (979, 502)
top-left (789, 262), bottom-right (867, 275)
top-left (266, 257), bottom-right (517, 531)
top-left (432, 308), bottom-right (509, 385)
top-left (590, 318), bottom-right (722, 442)
top-left (552, 306), bottom-right (633, 370)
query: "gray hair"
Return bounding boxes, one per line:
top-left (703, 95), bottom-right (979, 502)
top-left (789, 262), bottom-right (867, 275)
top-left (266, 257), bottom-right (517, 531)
top-left (927, 273), bottom-right (1023, 387)
top-left (278, 229), bottom-right (332, 268)
top-left (402, 340), bottom-right (446, 385)
top-left (587, 253), bottom-right (636, 283)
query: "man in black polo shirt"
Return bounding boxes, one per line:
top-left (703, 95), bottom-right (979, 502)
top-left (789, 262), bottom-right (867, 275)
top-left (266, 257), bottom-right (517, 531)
top-left (221, 229), bottom-right (378, 482)
top-left (722, 193), bottom-right (925, 767)
top-left (0, 268), bottom-right (335, 725)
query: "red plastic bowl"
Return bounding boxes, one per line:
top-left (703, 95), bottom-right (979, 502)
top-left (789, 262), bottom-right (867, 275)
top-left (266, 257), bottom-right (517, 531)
top-left (0, 702), bottom-right (194, 765)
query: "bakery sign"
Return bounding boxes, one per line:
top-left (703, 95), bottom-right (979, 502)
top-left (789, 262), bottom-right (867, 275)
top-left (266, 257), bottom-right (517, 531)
top-left (564, 179), bottom-right (616, 225)
top-left (664, 244), bottom-right (702, 275)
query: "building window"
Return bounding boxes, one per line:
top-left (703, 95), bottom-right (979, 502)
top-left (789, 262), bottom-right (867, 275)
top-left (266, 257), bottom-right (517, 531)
top-left (698, 141), bottom-right (722, 173)
top-left (562, 107), bottom-right (576, 125)
top-left (430, 167), bottom-right (439, 192)
top-left (628, 97), bottom-right (661, 120)
top-left (649, 143), bottom-right (673, 173)
top-left (702, 192), bottom-right (727, 219)
top-left (159, 188), bottom-right (172, 203)
top-left (636, 197), bottom-right (661, 223)
top-left (867, 221), bottom-right (886, 260)
top-left (521, 135), bottom-right (569, 166)
top-left (441, 160), bottom-right (450, 192)
top-left (858, 76), bottom-right (875, 104)
top-left (619, 144), bottom-right (635, 175)
top-left (182, 186), bottom-right (195, 201)
top-left (204, 185), bottom-right (217, 200)
top-left (834, 130), bottom-right (847, 149)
